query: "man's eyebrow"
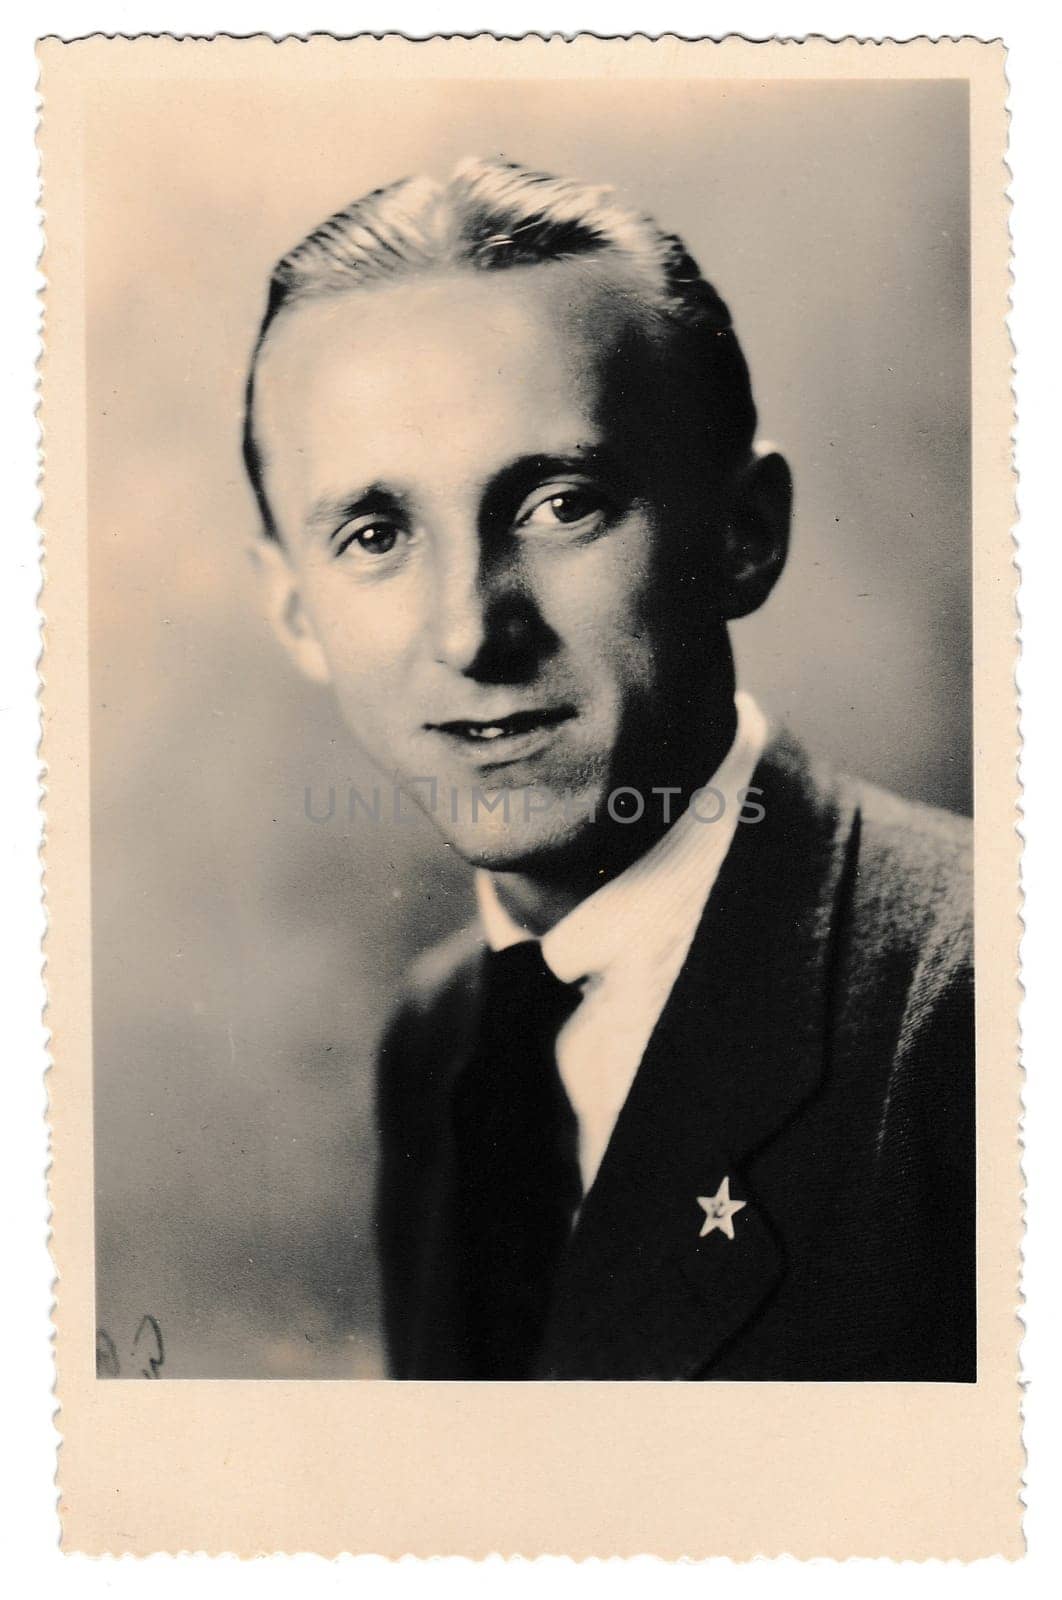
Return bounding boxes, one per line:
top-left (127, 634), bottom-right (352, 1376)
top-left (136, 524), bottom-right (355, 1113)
top-left (305, 484), bottom-right (404, 541)
top-left (486, 445), bottom-right (633, 507)
top-left (304, 447), bottom-right (632, 540)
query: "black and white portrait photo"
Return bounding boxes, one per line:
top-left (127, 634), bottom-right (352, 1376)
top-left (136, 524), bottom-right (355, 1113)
top-left (39, 26), bottom-right (1034, 1559)
top-left (86, 66), bottom-right (976, 1384)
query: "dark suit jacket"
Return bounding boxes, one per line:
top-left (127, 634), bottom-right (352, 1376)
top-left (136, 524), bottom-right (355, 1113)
top-left (374, 731), bottom-right (975, 1380)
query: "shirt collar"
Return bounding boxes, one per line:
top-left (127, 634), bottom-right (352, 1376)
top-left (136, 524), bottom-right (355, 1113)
top-left (475, 692), bottom-right (769, 986)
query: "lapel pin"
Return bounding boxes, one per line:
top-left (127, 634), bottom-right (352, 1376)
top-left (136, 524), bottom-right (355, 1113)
top-left (697, 1176), bottom-right (746, 1241)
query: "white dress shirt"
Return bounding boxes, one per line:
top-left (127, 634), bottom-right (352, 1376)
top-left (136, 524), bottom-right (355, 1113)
top-left (475, 691), bottom-right (769, 1195)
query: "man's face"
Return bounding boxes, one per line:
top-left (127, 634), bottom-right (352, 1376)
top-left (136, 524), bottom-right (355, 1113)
top-left (254, 260), bottom-right (739, 868)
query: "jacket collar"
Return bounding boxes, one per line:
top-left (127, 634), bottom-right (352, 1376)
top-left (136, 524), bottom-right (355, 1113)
top-left (536, 731), bottom-right (860, 1378)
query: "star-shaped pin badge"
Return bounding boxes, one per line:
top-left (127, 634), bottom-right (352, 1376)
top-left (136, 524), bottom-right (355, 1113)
top-left (697, 1176), bottom-right (747, 1240)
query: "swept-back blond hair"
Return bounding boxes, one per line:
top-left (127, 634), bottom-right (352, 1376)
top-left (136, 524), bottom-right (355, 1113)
top-left (243, 157), bottom-right (756, 538)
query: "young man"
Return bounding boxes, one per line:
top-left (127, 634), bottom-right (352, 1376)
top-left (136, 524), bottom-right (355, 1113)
top-left (244, 158), bottom-right (974, 1381)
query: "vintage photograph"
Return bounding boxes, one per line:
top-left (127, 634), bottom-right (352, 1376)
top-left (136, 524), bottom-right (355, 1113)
top-left (42, 34), bottom-right (1019, 1556)
top-left (88, 69), bottom-right (977, 1384)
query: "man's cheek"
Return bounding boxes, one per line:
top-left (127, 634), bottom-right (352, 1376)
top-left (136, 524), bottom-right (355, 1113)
top-left (601, 608), bottom-right (662, 685)
top-left (333, 702), bottom-right (417, 789)
top-left (593, 562), bottom-right (662, 655)
top-left (316, 619), bottom-right (420, 713)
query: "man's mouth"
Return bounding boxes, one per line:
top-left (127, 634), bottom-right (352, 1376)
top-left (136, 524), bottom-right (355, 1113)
top-left (427, 705), bottom-right (575, 747)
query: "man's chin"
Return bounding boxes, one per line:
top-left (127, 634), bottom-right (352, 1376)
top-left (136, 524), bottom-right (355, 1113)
top-left (432, 808), bottom-right (598, 876)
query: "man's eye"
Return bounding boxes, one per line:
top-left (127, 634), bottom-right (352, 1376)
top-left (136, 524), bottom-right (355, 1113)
top-left (335, 520), bottom-right (401, 558)
top-left (518, 487), bottom-right (608, 531)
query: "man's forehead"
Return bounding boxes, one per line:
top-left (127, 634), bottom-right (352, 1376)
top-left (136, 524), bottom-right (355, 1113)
top-left (249, 256), bottom-right (698, 530)
top-left (255, 257), bottom-right (664, 410)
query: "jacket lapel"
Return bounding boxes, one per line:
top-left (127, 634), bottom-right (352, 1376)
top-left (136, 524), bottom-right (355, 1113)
top-left (400, 943), bottom-right (487, 1378)
top-left (536, 733), bottom-right (860, 1379)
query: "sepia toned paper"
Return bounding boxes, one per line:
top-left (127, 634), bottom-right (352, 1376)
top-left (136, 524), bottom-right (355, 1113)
top-left (39, 33), bottom-right (1020, 1557)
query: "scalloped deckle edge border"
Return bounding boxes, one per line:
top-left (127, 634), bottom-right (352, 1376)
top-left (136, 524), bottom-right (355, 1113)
top-left (38, 31), bottom-right (1021, 1559)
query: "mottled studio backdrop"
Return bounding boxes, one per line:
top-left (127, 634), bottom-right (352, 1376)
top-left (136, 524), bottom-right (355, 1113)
top-left (88, 76), bottom-right (970, 1377)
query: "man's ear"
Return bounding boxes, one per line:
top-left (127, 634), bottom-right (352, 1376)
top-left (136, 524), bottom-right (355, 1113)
top-left (714, 448), bottom-right (792, 621)
top-left (249, 535), bottom-right (331, 686)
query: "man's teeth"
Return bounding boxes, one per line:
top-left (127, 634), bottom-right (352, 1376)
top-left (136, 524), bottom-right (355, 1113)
top-left (444, 713), bottom-right (556, 741)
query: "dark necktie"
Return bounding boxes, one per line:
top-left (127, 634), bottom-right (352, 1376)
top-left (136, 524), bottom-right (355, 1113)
top-left (451, 940), bottom-right (584, 1378)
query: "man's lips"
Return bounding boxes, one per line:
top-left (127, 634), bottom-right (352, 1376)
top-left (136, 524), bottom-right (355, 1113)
top-left (425, 705), bottom-right (576, 745)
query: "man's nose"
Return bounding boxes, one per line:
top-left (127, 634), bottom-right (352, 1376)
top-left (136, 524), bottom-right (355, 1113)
top-left (428, 538), bottom-right (493, 674)
top-left (426, 536), bottom-right (551, 683)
